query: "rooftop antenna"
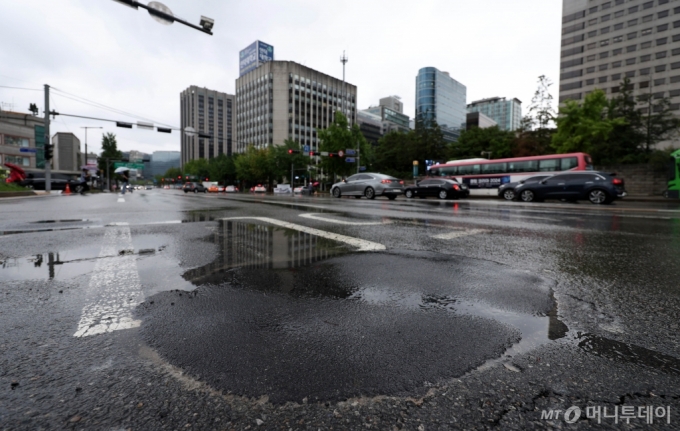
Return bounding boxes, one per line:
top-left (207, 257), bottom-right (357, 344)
top-left (340, 50), bottom-right (348, 119)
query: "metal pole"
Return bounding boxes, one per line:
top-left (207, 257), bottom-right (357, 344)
top-left (106, 157), bottom-right (110, 192)
top-left (340, 51), bottom-right (348, 118)
top-left (291, 162), bottom-right (294, 188)
top-left (44, 84), bottom-right (51, 192)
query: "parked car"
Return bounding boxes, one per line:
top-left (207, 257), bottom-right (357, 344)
top-left (183, 182), bottom-right (207, 193)
top-left (250, 184), bottom-right (267, 193)
top-left (497, 175), bottom-right (551, 201)
top-left (163, 185), bottom-right (171, 189)
top-left (225, 185), bottom-right (239, 193)
top-left (331, 173), bottom-right (404, 200)
top-left (208, 185), bottom-right (221, 193)
top-left (513, 171), bottom-right (627, 204)
top-left (293, 186), bottom-right (304, 194)
top-left (18, 175), bottom-right (83, 192)
top-left (146, 185), bottom-right (153, 190)
top-left (404, 178), bottom-right (469, 200)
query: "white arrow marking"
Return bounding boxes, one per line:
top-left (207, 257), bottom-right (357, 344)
top-left (74, 223), bottom-right (143, 337)
top-left (221, 217), bottom-right (385, 251)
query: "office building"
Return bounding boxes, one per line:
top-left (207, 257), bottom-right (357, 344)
top-left (148, 151), bottom-right (181, 177)
top-left (467, 97), bottom-right (522, 131)
top-left (357, 110), bottom-right (383, 146)
top-left (234, 60), bottom-right (357, 153)
top-left (180, 86), bottom-right (235, 166)
top-left (0, 110), bottom-right (44, 169)
top-left (52, 132), bottom-right (81, 172)
top-left (239, 40), bottom-right (275, 77)
top-left (363, 95), bottom-right (411, 134)
top-left (466, 112), bottom-right (498, 130)
top-left (560, 0), bottom-right (680, 112)
top-left (415, 67), bottom-right (467, 142)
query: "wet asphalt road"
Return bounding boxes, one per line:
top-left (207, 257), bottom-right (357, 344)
top-left (1, 189), bottom-right (680, 430)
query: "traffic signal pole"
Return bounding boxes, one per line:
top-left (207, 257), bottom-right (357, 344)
top-left (44, 84), bottom-right (51, 192)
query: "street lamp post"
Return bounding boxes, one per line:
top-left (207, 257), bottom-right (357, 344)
top-left (111, 0), bottom-right (215, 35)
top-left (81, 127), bottom-right (102, 167)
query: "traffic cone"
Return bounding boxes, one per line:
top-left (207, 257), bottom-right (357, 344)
top-left (64, 184), bottom-right (71, 195)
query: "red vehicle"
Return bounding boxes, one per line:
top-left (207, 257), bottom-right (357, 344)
top-left (427, 153), bottom-right (593, 196)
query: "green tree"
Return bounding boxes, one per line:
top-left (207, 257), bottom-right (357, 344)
top-left (163, 167), bottom-right (183, 181)
top-left (373, 130), bottom-right (416, 178)
top-left (522, 75), bottom-right (557, 155)
top-left (269, 139), bottom-right (309, 184)
top-left (318, 111), bottom-right (371, 180)
top-left (183, 158), bottom-right (210, 180)
top-left (234, 145), bottom-right (272, 185)
top-left (552, 89), bottom-right (625, 159)
top-left (207, 154), bottom-right (236, 184)
top-left (413, 118), bottom-right (447, 170)
top-left (448, 126), bottom-right (515, 160)
top-left (98, 132), bottom-right (122, 187)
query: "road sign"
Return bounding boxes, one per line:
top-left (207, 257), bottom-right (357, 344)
top-left (345, 149), bottom-right (356, 156)
top-left (303, 145), bottom-right (310, 152)
top-left (320, 151), bottom-right (329, 156)
top-left (303, 152), bottom-right (309, 156)
top-left (359, 166), bottom-right (366, 171)
top-left (114, 162), bottom-right (144, 170)
top-left (20, 148), bottom-right (38, 153)
top-left (338, 150), bottom-right (344, 157)
top-left (345, 157), bottom-right (355, 163)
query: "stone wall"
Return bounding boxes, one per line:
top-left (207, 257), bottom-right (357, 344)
top-left (595, 164), bottom-right (668, 196)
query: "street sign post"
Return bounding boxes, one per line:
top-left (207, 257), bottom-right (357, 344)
top-left (345, 149), bottom-right (356, 156)
top-left (20, 148), bottom-right (38, 153)
top-left (359, 166), bottom-right (366, 171)
top-left (114, 162), bottom-right (144, 170)
top-left (320, 151), bottom-right (329, 156)
top-left (345, 157), bottom-right (356, 163)
top-left (338, 150), bottom-right (344, 157)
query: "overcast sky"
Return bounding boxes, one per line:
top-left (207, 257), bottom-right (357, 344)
top-left (0, 0), bottom-right (562, 156)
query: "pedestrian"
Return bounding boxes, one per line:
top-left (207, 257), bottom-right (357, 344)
top-left (120, 170), bottom-right (129, 195)
top-left (79, 169), bottom-right (90, 194)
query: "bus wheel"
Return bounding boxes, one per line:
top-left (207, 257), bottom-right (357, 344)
top-left (520, 190), bottom-right (535, 202)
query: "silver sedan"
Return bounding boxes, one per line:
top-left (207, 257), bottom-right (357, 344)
top-left (330, 173), bottom-right (404, 200)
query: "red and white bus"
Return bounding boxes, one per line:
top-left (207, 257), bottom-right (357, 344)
top-left (427, 153), bottom-right (594, 196)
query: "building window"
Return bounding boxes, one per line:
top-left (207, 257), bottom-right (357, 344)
top-left (615, 10), bottom-right (624, 18)
top-left (641, 41), bottom-right (652, 48)
top-left (657, 37), bottom-right (668, 45)
top-left (602, 14), bottom-right (611, 22)
top-left (600, 52), bottom-right (610, 59)
top-left (643, 1), bottom-right (653, 10)
top-left (630, 6), bottom-right (639, 13)
top-left (601, 40), bottom-right (610, 46)
top-left (641, 54), bottom-right (652, 61)
top-left (3, 136), bottom-right (29, 147)
top-left (586, 66), bottom-right (596, 73)
top-left (656, 65), bottom-right (667, 72)
top-left (642, 15), bottom-right (653, 23)
top-left (640, 67), bottom-right (651, 75)
top-left (615, 0), bottom-right (624, 5)
top-left (672, 61), bottom-right (680, 69)
top-left (670, 89), bottom-right (680, 97)
top-left (674, 34), bottom-right (680, 42)
top-left (640, 81), bottom-right (650, 88)
top-left (655, 78), bottom-right (667, 85)
top-left (628, 32), bottom-right (638, 39)
top-left (602, 2), bottom-right (611, 9)
top-left (588, 42), bottom-right (597, 49)
top-left (657, 51), bottom-right (668, 59)
top-left (599, 76), bottom-right (609, 83)
top-left (658, 24), bottom-right (669, 32)
top-left (613, 48), bottom-right (623, 55)
top-left (627, 44), bottom-right (637, 52)
top-left (659, 10), bottom-right (670, 19)
top-left (587, 54), bottom-right (596, 61)
top-left (673, 48), bottom-right (680, 55)
top-left (586, 78), bottom-right (595, 85)
top-left (612, 73), bottom-right (622, 80)
top-left (590, 6), bottom-right (598, 13)
top-left (627, 57), bottom-right (637, 65)
top-left (613, 61), bottom-right (623, 69)
top-left (601, 27), bottom-right (611, 34)
top-left (613, 36), bottom-right (623, 43)
top-left (600, 64), bottom-right (609, 71)
top-left (626, 71), bottom-right (636, 78)
top-left (641, 28), bottom-right (653, 36)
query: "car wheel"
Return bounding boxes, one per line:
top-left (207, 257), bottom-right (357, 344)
top-left (405, 190), bottom-right (414, 198)
top-left (438, 190), bottom-right (448, 200)
top-left (332, 187), bottom-right (341, 198)
top-left (502, 189), bottom-right (515, 200)
top-left (184, 190), bottom-right (188, 193)
top-left (203, 189), bottom-right (207, 193)
top-left (193, 189), bottom-right (197, 193)
top-left (387, 195), bottom-right (396, 200)
top-left (588, 189), bottom-right (610, 204)
top-left (520, 190), bottom-right (535, 202)
top-left (364, 187), bottom-right (375, 199)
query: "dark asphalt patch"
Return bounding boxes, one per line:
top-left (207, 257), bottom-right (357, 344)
top-left (137, 243), bottom-right (556, 403)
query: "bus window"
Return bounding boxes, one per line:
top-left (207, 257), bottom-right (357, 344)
top-left (561, 157), bottom-right (578, 170)
top-left (482, 162), bottom-right (507, 174)
top-left (442, 166), bottom-right (458, 176)
top-left (428, 168), bottom-right (439, 177)
top-left (508, 160), bottom-right (538, 173)
top-left (458, 164), bottom-right (480, 175)
top-left (539, 159), bottom-right (561, 172)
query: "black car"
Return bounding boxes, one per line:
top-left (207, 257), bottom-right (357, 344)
top-left (18, 174), bottom-right (83, 192)
top-left (182, 182), bottom-right (207, 193)
top-left (404, 178), bottom-right (469, 200)
top-left (497, 175), bottom-right (551, 201)
top-left (514, 171), bottom-right (627, 204)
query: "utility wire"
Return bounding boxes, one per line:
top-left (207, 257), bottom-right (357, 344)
top-left (0, 85), bottom-right (42, 91)
top-left (51, 87), bottom-right (176, 128)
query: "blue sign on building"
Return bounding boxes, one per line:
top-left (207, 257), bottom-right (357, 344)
top-left (239, 40), bottom-right (274, 76)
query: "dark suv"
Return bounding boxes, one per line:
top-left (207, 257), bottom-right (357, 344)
top-left (514, 172), bottom-right (626, 204)
top-left (182, 182), bottom-right (207, 193)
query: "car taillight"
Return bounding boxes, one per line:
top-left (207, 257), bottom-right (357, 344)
top-left (453, 185), bottom-right (459, 190)
top-left (612, 178), bottom-right (623, 185)
top-left (399, 180), bottom-right (404, 185)
top-left (381, 179), bottom-right (391, 184)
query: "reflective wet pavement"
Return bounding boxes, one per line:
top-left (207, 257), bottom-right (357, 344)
top-left (1, 190), bottom-right (679, 429)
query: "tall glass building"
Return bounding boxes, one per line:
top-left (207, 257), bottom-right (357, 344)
top-left (467, 97), bottom-right (522, 131)
top-left (415, 67), bottom-right (467, 141)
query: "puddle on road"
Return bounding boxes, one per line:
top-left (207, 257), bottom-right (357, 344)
top-left (182, 220), bottom-right (352, 289)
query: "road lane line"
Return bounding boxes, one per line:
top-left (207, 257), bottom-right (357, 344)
top-left (73, 223), bottom-right (144, 337)
top-left (117, 197), bottom-right (125, 203)
top-left (431, 229), bottom-right (489, 240)
top-left (221, 217), bottom-right (386, 251)
top-left (299, 213), bottom-right (388, 225)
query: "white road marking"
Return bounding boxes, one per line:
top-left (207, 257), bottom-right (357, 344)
top-left (221, 217), bottom-right (386, 251)
top-left (431, 229), bottom-right (489, 240)
top-left (299, 213), bottom-right (388, 226)
top-left (147, 220), bottom-right (183, 225)
top-left (117, 198), bottom-right (125, 203)
top-left (73, 223), bottom-right (144, 337)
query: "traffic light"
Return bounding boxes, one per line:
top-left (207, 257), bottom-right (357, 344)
top-left (309, 151), bottom-right (319, 156)
top-left (288, 149), bottom-right (300, 155)
top-left (44, 143), bottom-right (53, 160)
top-left (329, 152), bottom-right (338, 158)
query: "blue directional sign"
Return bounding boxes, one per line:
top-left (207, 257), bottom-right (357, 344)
top-left (20, 148), bottom-right (37, 153)
top-left (345, 157), bottom-right (356, 163)
top-left (345, 149), bottom-right (356, 156)
top-left (359, 166), bottom-right (366, 171)
top-left (303, 145), bottom-right (310, 152)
